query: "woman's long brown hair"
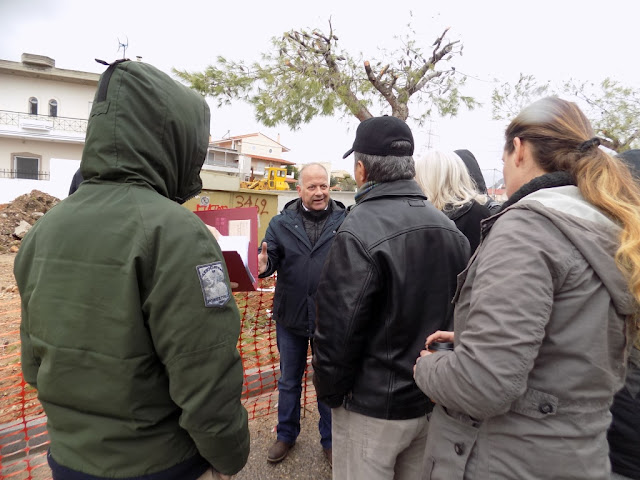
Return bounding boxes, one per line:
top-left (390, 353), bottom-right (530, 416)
top-left (505, 97), bottom-right (640, 316)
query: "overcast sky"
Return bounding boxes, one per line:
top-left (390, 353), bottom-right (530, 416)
top-left (2, 0), bottom-right (639, 184)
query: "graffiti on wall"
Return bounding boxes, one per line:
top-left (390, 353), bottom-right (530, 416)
top-left (195, 196), bottom-right (229, 211)
top-left (234, 195), bottom-right (269, 215)
top-left (193, 195), bottom-right (270, 216)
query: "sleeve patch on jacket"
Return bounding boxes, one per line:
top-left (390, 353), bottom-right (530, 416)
top-left (196, 262), bottom-right (230, 307)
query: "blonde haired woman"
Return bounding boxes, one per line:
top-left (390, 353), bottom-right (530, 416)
top-left (415, 150), bottom-right (491, 251)
top-left (414, 97), bottom-right (640, 479)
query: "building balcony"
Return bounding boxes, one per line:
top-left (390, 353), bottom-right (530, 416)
top-left (203, 146), bottom-right (241, 174)
top-left (0, 110), bottom-right (87, 142)
top-left (0, 169), bottom-right (50, 180)
top-left (202, 163), bottom-right (240, 174)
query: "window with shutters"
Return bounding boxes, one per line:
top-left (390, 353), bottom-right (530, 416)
top-left (13, 154), bottom-right (41, 179)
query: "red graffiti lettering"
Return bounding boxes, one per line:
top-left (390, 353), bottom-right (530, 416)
top-left (195, 204), bottom-right (229, 211)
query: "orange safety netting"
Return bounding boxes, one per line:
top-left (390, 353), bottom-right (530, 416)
top-left (0, 276), bottom-right (316, 479)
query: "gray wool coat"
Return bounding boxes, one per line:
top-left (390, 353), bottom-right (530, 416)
top-left (414, 186), bottom-right (636, 480)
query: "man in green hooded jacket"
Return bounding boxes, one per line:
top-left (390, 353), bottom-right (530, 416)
top-left (14, 59), bottom-right (249, 480)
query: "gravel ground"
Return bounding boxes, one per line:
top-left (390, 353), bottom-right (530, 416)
top-left (235, 405), bottom-right (332, 480)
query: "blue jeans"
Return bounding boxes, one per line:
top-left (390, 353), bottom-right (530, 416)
top-left (276, 322), bottom-right (332, 448)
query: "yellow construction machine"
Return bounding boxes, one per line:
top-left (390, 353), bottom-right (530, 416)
top-left (240, 167), bottom-right (291, 191)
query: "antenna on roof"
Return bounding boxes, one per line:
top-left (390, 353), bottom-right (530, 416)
top-left (117, 37), bottom-right (129, 59)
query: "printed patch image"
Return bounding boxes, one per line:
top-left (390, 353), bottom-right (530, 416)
top-left (196, 262), bottom-right (230, 307)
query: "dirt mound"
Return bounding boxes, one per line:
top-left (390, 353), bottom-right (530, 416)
top-left (0, 190), bottom-right (60, 252)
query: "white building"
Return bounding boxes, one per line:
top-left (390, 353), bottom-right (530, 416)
top-left (0, 54), bottom-right (299, 203)
top-left (0, 53), bottom-right (99, 203)
top-left (211, 133), bottom-right (296, 184)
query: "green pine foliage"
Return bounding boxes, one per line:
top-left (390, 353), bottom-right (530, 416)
top-left (492, 74), bottom-right (640, 153)
top-left (172, 17), bottom-right (477, 129)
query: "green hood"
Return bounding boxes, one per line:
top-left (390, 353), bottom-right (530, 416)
top-left (81, 59), bottom-right (210, 203)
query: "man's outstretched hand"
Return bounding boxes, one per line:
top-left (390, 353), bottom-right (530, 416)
top-left (258, 242), bottom-right (268, 275)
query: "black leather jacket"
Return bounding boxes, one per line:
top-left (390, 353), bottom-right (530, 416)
top-left (260, 198), bottom-right (346, 337)
top-left (313, 180), bottom-right (470, 419)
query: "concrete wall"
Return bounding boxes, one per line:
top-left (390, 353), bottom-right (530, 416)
top-left (201, 169), bottom-right (240, 191)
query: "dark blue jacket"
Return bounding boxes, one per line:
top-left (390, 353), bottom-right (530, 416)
top-left (260, 198), bottom-right (346, 337)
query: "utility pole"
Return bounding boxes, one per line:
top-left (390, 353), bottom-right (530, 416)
top-left (427, 118), bottom-right (440, 150)
top-left (425, 118), bottom-right (439, 150)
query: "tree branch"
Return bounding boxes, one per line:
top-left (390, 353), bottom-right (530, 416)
top-left (413, 70), bottom-right (447, 94)
top-left (364, 60), bottom-right (402, 114)
top-left (406, 31), bottom-right (459, 96)
top-left (283, 23), bottom-right (372, 121)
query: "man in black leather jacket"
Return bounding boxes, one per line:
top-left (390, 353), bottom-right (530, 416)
top-left (258, 163), bottom-right (346, 466)
top-left (313, 116), bottom-right (470, 479)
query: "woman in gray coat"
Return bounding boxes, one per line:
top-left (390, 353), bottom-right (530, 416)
top-left (414, 97), bottom-right (640, 480)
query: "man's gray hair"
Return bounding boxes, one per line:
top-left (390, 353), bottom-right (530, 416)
top-left (297, 162), bottom-right (330, 186)
top-left (354, 141), bottom-right (415, 183)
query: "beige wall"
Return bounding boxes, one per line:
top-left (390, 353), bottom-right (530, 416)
top-left (214, 139), bottom-right (233, 149)
top-left (183, 188), bottom-right (279, 243)
top-left (0, 74), bottom-right (96, 119)
top-left (239, 134), bottom-right (284, 158)
top-left (201, 170), bottom-right (240, 191)
top-left (0, 137), bottom-right (83, 172)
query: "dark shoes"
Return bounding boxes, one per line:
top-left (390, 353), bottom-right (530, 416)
top-left (267, 439), bottom-right (332, 468)
top-left (323, 447), bottom-right (332, 468)
top-left (267, 440), bottom-right (294, 463)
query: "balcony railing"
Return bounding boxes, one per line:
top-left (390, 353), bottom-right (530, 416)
top-left (0, 110), bottom-right (87, 134)
top-left (0, 169), bottom-right (50, 180)
top-left (204, 149), bottom-right (240, 169)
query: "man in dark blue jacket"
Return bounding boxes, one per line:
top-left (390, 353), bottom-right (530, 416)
top-left (258, 163), bottom-right (346, 466)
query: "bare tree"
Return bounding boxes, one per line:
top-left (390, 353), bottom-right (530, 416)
top-left (174, 17), bottom-right (476, 129)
